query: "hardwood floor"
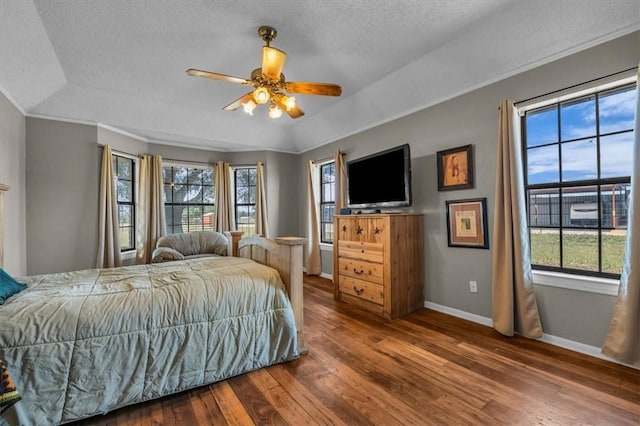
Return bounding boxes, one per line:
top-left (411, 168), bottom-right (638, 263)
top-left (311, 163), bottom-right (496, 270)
top-left (76, 275), bottom-right (640, 426)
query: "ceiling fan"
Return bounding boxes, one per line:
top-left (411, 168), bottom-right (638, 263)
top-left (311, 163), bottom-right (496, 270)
top-left (186, 26), bottom-right (342, 119)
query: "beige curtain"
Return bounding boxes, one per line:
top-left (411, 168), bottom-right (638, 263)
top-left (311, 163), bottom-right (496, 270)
top-left (215, 161), bottom-right (233, 232)
top-left (255, 162), bottom-right (270, 237)
top-left (601, 68), bottom-right (640, 366)
top-left (307, 160), bottom-right (321, 275)
top-left (492, 100), bottom-right (543, 338)
top-left (136, 155), bottom-right (166, 264)
top-left (97, 145), bottom-right (122, 268)
top-left (335, 151), bottom-right (347, 211)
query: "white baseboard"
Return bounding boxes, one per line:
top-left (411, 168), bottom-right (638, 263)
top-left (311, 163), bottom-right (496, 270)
top-left (302, 267), bottom-right (333, 281)
top-left (425, 301), bottom-right (493, 327)
top-left (424, 301), bottom-right (637, 370)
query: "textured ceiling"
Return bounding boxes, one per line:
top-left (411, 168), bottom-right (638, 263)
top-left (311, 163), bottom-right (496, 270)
top-left (1, 0), bottom-right (638, 153)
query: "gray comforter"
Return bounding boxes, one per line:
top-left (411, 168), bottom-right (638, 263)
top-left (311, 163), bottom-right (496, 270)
top-left (0, 256), bottom-right (299, 425)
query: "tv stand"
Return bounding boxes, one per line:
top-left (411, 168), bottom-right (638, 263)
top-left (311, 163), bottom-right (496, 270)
top-left (333, 213), bottom-right (424, 319)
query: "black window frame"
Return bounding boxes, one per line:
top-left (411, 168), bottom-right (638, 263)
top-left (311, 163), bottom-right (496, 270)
top-left (162, 164), bottom-right (215, 234)
top-left (112, 154), bottom-right (136, 252)
top-left (319, 161), bottom-right (336, 244)
top-left (522, 82), bottom-right (635, 279)
top-left (234, 167), bottom-right (257, 236)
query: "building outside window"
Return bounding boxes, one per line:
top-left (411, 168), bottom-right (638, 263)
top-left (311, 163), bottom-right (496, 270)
top-left (162, 164), bottom-right (215, 234)
top-left (112, 155), bottom-right (135, 251)
top-left (234, 167), bottom-right (257, 236)
top-left (522, 82), bottom-right (635, 279)
top-left (320, 161), bottom-right (336, 244)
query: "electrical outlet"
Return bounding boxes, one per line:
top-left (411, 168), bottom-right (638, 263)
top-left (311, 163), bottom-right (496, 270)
top-left (469, 280), bottom-right (478, 293)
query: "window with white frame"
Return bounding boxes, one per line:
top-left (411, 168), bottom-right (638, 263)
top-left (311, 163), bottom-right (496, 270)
top-left (319, 161), bottom-right (336, 244)
top-left (234, 167), bottom-right (257, 236)
top-left (522, 81), bottom-right (635, 279)
top-left (112, 154), bottom-right (135, 251)
top-left (162, 164), bottom-right (215, 234)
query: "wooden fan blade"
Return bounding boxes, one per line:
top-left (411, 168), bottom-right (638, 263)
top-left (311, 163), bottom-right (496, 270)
top-left (273, 96), bottom-right (305, 119)
top-left (186, 68), bottom-right (250, 85)
top-left (223, 92), bottom-right (254, 111)
top-left (261, 46), bottom-right (286, 80)
top-left (284, 81), bottom-right (342, 96)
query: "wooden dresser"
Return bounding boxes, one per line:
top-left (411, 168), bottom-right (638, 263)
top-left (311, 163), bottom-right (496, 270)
top-left (333, 213), bottom-right (424, 319)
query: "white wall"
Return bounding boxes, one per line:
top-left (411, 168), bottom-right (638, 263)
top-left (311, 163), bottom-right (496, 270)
top-left (298, 31), bottom-right (639, 348)
top-left (0, 90), bottom-right (26, 275)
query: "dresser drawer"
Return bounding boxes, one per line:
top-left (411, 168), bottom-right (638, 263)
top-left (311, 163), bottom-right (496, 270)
top-left (338, 258), bottom-right (384, 284)
top-left (338, 240), bottom-right (383, 263)
top-left (339, 276), bottom-right (383, 305)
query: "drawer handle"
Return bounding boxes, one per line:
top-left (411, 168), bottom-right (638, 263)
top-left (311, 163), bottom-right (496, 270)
top-left (353, 268), bottom-right (364, 275)
top-left (353, 286), bottom-right (364, 295)
top-left (342, 225), bottom-right (347, 232)
top-left (356, 226), bottom-right (363, 235)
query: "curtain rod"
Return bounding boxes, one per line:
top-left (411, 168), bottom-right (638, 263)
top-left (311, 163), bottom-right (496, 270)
top-left (312, 152), bottom-right (345, 164)
top-left (513, 66), bottom-right (638, 106)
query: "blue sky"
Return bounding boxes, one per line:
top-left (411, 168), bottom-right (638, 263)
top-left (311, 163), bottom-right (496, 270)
top-left (525, 86), bottom-right (636, 185)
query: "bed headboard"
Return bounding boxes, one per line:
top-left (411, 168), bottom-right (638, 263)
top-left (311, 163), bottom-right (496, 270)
top-left (226, 232), bottom-right (307, 353)
top-left (0, 183), bottom-right (9, 269)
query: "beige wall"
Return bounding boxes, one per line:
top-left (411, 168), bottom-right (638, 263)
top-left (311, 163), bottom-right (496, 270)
top-left (0, 91), bottom-right (26, 275)
top-left (298, 31), bottom-right (639, 347)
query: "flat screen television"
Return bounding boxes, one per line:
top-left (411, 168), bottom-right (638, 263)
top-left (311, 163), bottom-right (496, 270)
top-left (347, 144), bottom-right (412, 209)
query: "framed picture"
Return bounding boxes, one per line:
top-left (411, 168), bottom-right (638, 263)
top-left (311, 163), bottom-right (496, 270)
top-left (437, 144), bottom-right (473, 191)
top-left (446, 198), bottom-right (489, 249)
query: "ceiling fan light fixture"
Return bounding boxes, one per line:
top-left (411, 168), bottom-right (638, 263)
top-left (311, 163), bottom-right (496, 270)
top-left (262, 46), bottom-right (286, 80)
top-left (253, 86), bottom-right (271, 104)
top-left (242, 99), bottom-right (257, 115)
top-left (268, 103), bottom-right (283, 119)
top-left (283, 95), bottom-right (296, 111)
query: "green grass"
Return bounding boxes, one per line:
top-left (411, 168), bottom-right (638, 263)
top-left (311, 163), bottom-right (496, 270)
top-left (530, 231), bottom-right (626, 274)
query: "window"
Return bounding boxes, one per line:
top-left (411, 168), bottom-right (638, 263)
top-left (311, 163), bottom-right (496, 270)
top-left (234, 167), bottom-right (257, 236)
top-left (162, 164), bottom-right (214, 234)
top-left (523, 82), bottom-right (635, 279)
top-left (320, 162), bottom-right (336, 243)
top-left (113, 155), bottom-right (135, 251)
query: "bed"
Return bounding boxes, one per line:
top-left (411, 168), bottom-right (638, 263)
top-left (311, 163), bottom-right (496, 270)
top-left (0, 222), bottom-right (305, 425)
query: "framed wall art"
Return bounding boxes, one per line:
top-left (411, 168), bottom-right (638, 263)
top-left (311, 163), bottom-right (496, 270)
top-left (437, 144), bottom-right (474, 191)
top-left (445, 197), bottom-right (489, 249)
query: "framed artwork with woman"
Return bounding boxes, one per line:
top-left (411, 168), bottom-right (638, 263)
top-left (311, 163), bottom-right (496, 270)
top-left (437, 144), bottom-right (474, 191)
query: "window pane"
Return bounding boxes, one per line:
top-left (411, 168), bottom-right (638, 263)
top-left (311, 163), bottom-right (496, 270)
top-left (248, 186), bottom-right (256, 204)
top-left (600, 132), bottom-right (634, 178)
top-left (116, 180), bottom-right (132, 202)
top-left (602, 230), bottom-right (627, 274)
top-left (172, 206), bottom-right (185, 232)
top-left (202, 206), bottom-right (215, 231)
top-left (203, 186), bottom-right (214, 203)
top-left (186, 168), bottom-right (203, 184)
top-left (599, 86), bottom-right (636, 134)
top-left (163, 167), bottom-right (172, 184)
top-left (118, 205), bottom-right (132, 226)
top-left (236, 186), bottom-right (249, 203)
top-left (526, 106), bottom-right (558, 147)
top-left (530, 228), bottom-right (560, 267)
top-left (563, 186), bottom-right (598, 228)
top-left (561, 139), bottom-right (597, 182)
top-left (322, 223), bottom-right (333, 243)
top-left (185, 185), bottom-right (203, 203)
top-left (163, 184), bottom-right (173, 203)
top-left (562, 229), bottom-right (598, 272)
top-left (601, 183), bottom-right (631, 229)
top-left (119, 227), bottom-right (133, 250)
top-left (527, 144), bottom-right (559, 184)
top-left (236, 169), bottom-right (248, 186)
top-left (560, 96), bottom-right (595, 141)
top-left (202, 168), bottom-right (213, 185)
top-left (528, 188), bottom-right (559, 227)
top-left (173, 167), bottom-right (188, 184)
top-left (164, 206), bottom-right (173, 229)
top-left (117, 157), bottom-right (132, 179)
top-left (248, 169), bottom-right (256, 186)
